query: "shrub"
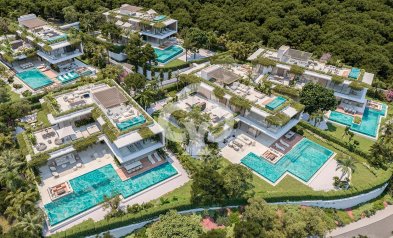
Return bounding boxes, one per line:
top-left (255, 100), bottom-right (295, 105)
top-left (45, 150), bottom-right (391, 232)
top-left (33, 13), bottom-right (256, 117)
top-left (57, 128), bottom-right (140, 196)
top-left (74, 116), bottom-right (95, 127)
top-left (332, 76), bottom-right (344, 85)
top-left (74, 136), bottom-right (98, 152)
top-left (138, 127), bottom-right (155, 139)
top-left (22, 90), bottom-right (32, 97)
top-left (266, 112), bottom-right (291, 126)
top-left (213, 87), bottom-right (225, 99)
top-left (253, 57), bottom-right (276, 67)
top-left (13, 83), bottom-right (23, 89)
top-left (349, 81), bottom-right (364, 91)
top-left (273, 84), bottom-right (301, 98)
top-left (289, 65), bottom-right (305, 75)
top-left (229, 95), bottom-right (251, 110)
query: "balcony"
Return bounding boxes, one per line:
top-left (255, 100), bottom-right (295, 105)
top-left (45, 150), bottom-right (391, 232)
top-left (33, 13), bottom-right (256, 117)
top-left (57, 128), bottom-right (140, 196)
top-left (140, 29), bottom-right (177, 40)
top-left (37, 49), bottom-right (83, 65)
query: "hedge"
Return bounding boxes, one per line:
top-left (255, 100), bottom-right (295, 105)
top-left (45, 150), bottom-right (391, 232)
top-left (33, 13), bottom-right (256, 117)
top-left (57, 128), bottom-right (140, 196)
top-left (138, 126), bottom-right (155, 139)
top-left (73, 135), bottom-right (99, 152)
top-left (273, 84), bottom-right (300, 98)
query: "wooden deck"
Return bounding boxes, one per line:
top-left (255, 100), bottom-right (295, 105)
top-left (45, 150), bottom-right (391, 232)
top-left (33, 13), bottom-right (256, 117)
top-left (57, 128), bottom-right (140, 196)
top-left (336, 107), bottom-right (363, 117)
top-left (115, 156), bottom-right (166, 181)
top-left (270, 132), bottom-right (303, 154)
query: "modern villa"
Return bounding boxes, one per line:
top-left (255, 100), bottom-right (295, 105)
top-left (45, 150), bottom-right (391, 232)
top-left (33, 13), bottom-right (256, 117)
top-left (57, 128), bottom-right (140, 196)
top-left (19, 81), bottom-right (180, 229)
top-left (248, 46), bottom-right (387, 139)
top-left (0, 14), bottom-right (95, 93)
top-left (17, 14), bottom-right (83, 68)
top-left (103, 4), bottom-right (183, 64)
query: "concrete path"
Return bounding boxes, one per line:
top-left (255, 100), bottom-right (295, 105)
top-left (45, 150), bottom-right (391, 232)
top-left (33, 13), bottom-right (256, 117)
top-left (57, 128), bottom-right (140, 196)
top-left (328, 205), bottom-right (393, 238)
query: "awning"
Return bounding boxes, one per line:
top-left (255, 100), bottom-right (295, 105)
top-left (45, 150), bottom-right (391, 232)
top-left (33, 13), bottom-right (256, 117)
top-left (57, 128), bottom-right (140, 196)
top-left (56, 125), bottom-right (75, 139)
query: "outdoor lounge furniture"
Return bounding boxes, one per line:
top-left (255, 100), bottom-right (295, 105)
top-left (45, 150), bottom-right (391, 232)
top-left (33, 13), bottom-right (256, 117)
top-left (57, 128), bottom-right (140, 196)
top-left (153, 152), bottom-right (162, 161)
top-left (76, 163), bottom-right (82, 168)
top-left (275, 143), bottom-right (286, 152)
top-left (125, 161), bottom-right (143, 173)
top-left (52, 172), bottom-right (59, 178)
top-left (285, 131), bottom-right (295, 139)
top-left (233, 139), bottom-right (243, 148)
top-left (49, 166), bottom-right (56, 171)
top-left (148, 154), bottom-right (156, 164)
top-left (279, 139), bottom-right (290, 148)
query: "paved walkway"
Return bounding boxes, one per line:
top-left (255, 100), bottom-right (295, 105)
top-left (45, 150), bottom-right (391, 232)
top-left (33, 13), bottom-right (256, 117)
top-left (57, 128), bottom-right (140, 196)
top-left (328, 205), bottom-right (393, 238)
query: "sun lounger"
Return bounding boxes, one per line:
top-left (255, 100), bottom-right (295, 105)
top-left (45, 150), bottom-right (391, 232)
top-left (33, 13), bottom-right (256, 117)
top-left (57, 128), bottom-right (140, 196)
top-left (232, 144), bottom-right (239, 151)
top-left (233, 139), bottom-right (243, 148)
top-left (148, 154), bottom-right (156, 164)
top-left (275, 143), bottom-right (286, 152)
top-left (279, 139), bottom-right (290, 147)
top-left (153, 152), bottom-right (162, 161)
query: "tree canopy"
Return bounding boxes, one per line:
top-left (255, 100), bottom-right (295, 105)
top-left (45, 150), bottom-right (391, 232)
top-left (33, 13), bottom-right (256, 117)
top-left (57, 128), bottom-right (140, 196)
top-left (300, 82), bottom-right (337, 115)
top-left (146, 210), bottom-right (203, 238)
top-left (1, 0), bottom-right (393, 85)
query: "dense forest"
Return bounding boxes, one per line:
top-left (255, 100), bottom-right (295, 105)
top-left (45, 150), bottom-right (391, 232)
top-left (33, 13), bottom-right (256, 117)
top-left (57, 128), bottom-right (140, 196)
top-left (1, 0), bottom-right (393, 87)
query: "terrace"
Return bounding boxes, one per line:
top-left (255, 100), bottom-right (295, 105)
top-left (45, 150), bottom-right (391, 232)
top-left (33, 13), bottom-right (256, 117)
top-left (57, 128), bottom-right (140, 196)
top-left (32, 121), bottom-right (100, 153)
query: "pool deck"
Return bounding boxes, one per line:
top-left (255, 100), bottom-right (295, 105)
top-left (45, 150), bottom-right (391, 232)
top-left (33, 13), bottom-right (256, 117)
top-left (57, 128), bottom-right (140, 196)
top-left (220, 129), bottom-right (338, 190)
top-left (42, 150), bottom-right (189, 236)
top-left (115, 156), bottom-right (167, 181)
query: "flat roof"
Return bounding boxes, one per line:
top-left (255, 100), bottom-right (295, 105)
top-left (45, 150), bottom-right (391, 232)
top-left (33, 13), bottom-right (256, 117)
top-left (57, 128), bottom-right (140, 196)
top-left (20, 18), bottom-right (47, 29)
top-left (362, 72), bottom-right (374, 85)
top-left (92, 87), bottom-right (128, 108)
top-left (120, 4), bottom-right (143, 12)
top-left (209, 68), bottom-right (241, 85)
top-left (285, 48), bottom-right (312, 61)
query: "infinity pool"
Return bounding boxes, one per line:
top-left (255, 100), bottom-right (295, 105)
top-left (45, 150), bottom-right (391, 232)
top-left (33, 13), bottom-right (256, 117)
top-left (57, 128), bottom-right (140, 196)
top-left (154, 45), bottom-right (183, 64)
top-left (266, 96), bottom-right (287, 110)
top-left (329, 106), bottom-right (386, 137)
top-left (16, 69), bottom-right (53, 90)
top-left (117, 115), bottom-right (146, 131)
top-left (44, 163), bottom-right (177, 226)
top-left (241, 138), bottom-right (333, 183)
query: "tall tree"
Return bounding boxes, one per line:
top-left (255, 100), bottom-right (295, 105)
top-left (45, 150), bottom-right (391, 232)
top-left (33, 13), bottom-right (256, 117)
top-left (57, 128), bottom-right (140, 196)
top-left (300, 83), bottom-right (337, 115)
top-left (146, 210), bottom-right (203, 238)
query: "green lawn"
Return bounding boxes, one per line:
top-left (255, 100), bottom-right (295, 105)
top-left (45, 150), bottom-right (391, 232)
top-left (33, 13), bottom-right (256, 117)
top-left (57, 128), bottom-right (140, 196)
top-left (325, 122), bottom-right (374, 153)
top-left (159, 59), bottom-right (187, 69)
top-left (36, 104), bottom-right (51, 128)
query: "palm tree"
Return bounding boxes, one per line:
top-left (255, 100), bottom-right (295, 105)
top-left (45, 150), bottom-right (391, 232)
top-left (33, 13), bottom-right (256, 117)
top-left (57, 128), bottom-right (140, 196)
top-left (183, 38), bottom-right (194, 62)
top-left (336, 157), bottom-right (357, 181)
top-left (382, 121), bottom-right (393, 141)
top-left (15, 212), bottom-right (44, 238)
top-left (310, 110), bottom-right (324, 126)
top-left (135, 89), bottom-right (155, 110)
top-left (0, 150), bottom-right (26, 174)
top-left (5, 189), bottom-right (38, 217)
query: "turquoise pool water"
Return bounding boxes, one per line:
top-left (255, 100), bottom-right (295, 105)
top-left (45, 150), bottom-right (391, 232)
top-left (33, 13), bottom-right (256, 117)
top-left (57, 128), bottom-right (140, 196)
top-left (266, 96), bottom-right (287, 110)
top-left (16, 69), bottom-right (53, 90)
top-left (153, 15), bottom-right (166, 22)
top-left (116, 115), bottom-right (146, 131)
top-left (44, 163), bottom-right (178, 226)
top-left (154, 45), bottom-right (183, 64)
top-left (329, 111), bottom-right (353, 126)
top-left (329, 106), bottom-right (385, 137)
top-left (349, 68), bottom-right (361, 79)
top-left (57, 71), bottom-right (80, 84)
top-left (241, 138), bottom-right (333, 183)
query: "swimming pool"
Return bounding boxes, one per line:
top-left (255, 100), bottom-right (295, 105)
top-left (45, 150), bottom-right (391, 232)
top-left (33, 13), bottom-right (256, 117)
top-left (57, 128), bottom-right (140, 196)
top-left (154, 45), bottom-right (183, 64)
top-left (349, 68), bottom-right (361, 79)
top-left (329, 107), bottom-right (385, 137)
top-left (241, 138), bottom-right (333, 183)
top-left (116, 115), bottom-right (146, 131)
top-left (44, 163), bottom-right (178, 226)
top-left (266, 96), bottom-right (287, 110)
top-left (16, 69), bottom-right (53, 90)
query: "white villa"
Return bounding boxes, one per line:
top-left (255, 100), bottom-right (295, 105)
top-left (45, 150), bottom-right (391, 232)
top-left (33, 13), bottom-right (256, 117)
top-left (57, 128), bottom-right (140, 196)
top-left (248, 45), bottom-right (372, 115)
top-left (166, 68), bottom-right (304, 157)
top-left (20, 81), bottom-right (177, 229)
top-left (16, 14), bottom-right (84, 69)
top-left (104, 4), bottom-right (178, 46)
